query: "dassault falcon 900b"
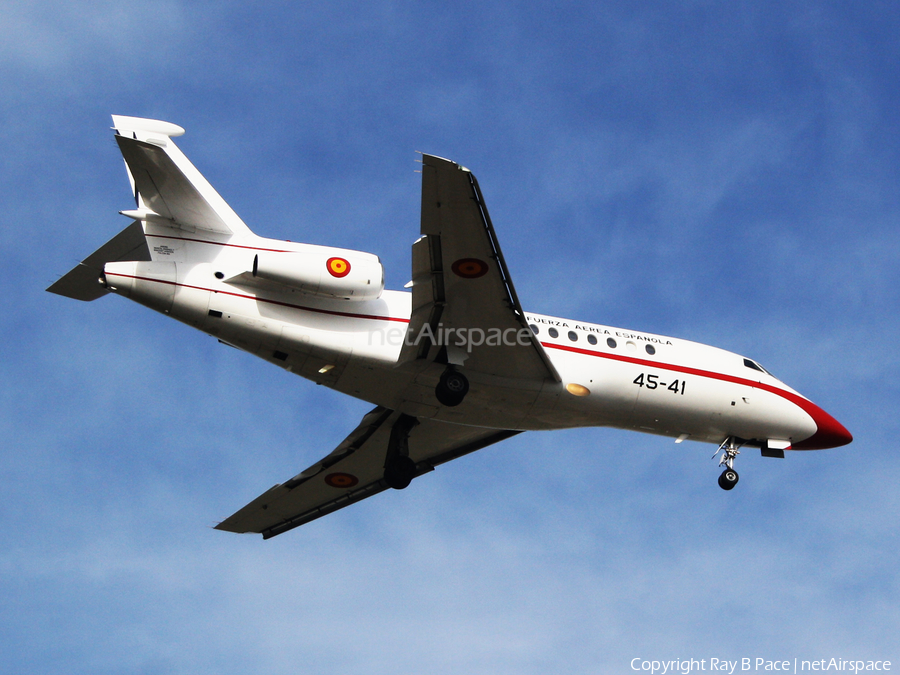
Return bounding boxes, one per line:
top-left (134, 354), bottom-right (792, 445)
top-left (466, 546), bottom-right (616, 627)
top-left (48, 116), bottom-right (852, 539)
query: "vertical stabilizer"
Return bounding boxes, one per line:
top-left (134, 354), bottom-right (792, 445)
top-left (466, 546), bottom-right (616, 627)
top-left (110, 115), bottom-right (253, 237)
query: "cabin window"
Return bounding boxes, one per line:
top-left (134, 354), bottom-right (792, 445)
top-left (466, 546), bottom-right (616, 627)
top-left (548, 328), bottom-right (559, 338)
top-left (568, 331), bottom-right (578, 342)
top-left (587, 334), bottom-right (597, 345)
top-left (645, 344), bottom-right (656, 355)
top-left (530, 324), bottom-right (539, 334)
top-left (607, 338), bottom-right (617, 348)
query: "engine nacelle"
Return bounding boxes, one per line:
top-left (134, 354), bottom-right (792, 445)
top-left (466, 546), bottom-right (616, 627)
top-left (252, 249), bottom-right (384, 301)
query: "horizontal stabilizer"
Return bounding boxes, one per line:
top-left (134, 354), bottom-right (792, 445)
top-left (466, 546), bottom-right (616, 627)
top-left (47, 220), bottom-right (151, 301)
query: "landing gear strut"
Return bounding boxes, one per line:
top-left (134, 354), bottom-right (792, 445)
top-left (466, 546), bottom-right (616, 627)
top-left (383, 414), bottom-right (419, 490)
top-left (435, 367), bottom-right (469, 407)
top-left (713, 437), bottom-right (742, 491)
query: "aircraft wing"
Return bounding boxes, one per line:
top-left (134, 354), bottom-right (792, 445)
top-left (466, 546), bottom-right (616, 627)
top-left (401, 154), bottom-right (560, 382)
top-left (215, 406), bottom-right (520, 538)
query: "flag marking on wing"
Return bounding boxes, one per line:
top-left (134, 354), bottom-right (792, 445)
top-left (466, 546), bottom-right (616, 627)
top-left (324, 472), bottom-right (359, 488)
top-left (451, 258), bottom-right (489, 278)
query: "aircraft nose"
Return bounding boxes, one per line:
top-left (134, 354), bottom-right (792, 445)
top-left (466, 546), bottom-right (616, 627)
top-left (792, 401), bottom-right (853, 450)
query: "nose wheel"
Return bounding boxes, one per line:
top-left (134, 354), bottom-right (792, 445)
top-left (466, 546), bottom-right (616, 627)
top-left (713, 437), bottom-right (743, 491)
top-left (718, 467), bottom-right (739, 490)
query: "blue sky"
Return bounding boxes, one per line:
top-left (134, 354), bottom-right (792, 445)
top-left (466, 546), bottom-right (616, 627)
top-left (2, 2), bottom-right (898, 673)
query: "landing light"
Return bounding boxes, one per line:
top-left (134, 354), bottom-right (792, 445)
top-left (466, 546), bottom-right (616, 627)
top-left (318, 365), bottom-right (335, 374)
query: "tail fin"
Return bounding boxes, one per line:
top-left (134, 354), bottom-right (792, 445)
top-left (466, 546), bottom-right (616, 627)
top-left (111, 115), bottom-right (253, 237)
top-left (46, 220), bottom-right (151, 301)
top-left (48, 115), bottom-right (256, 300)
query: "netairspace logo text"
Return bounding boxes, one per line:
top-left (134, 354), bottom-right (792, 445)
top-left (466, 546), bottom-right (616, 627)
top-left (630, 657), bottom-right (892, 674)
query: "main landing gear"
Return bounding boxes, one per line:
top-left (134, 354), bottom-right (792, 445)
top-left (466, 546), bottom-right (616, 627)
top-left (383, 414), bottom-right (419, 490)
top-left (713, 437), bottom-right (743, 491)
top-left (435, 367), bottom-right (469, 407)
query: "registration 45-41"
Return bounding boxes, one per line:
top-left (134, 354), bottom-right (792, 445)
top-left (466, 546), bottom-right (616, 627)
top-left (633, 373), bottom-right (686, 395)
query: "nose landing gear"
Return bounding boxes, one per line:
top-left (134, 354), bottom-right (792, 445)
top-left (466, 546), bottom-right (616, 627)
top-left (713, 437), bottom-right (743, 490)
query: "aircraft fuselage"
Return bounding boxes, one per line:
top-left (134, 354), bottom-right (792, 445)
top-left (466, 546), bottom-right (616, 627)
top-left (101, 228), bottom-right (848, 452)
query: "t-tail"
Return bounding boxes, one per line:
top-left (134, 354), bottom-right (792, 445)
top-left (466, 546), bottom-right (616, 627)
top-left (47, 115), bottom-right (396, 374)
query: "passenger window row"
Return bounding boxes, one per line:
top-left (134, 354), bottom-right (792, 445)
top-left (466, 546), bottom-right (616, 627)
top-left (529, 324), bottom-right (658, 355)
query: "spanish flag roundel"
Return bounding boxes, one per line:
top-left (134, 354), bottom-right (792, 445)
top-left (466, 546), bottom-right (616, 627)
top-left (326, 257), bottom-right (351, 278)
top-left (324, 472), bottom-right (359, 488)
top-left (451, 258), bottom-right (489, 279)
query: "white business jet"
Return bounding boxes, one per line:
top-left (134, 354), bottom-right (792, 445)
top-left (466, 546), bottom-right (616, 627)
top-left (48, 116), bottom-right (852, 538)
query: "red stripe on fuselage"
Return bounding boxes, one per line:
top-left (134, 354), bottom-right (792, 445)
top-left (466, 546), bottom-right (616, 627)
top-left (541, 341), bottom-right (851, 449)
top-left (105, 273), bottom-right (410, 324)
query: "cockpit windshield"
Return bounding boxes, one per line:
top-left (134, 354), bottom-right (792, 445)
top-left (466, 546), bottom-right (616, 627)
top-left (743, 358), bottom-right (773, 376)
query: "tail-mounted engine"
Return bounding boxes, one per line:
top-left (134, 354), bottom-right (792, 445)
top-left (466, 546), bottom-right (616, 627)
top-left (251, 249), bottom-right (384, 301)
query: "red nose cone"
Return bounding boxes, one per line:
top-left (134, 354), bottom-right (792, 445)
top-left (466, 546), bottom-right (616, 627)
top-left (792, 403), bottom-right (853, 450)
